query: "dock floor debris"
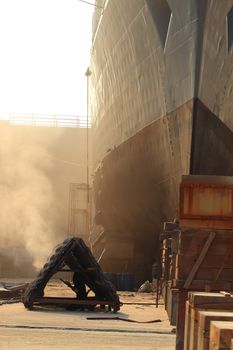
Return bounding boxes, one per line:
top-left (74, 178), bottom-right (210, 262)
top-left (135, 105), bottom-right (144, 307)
top-left (0, 280), bottom-right (175, 350)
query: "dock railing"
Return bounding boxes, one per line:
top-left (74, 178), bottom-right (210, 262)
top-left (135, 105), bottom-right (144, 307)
top-left (7, 113), bottom-right (91, 128)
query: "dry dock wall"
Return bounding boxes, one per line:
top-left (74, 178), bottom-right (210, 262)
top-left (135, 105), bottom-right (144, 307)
top-left (0, 121), bottom-right (92, 276)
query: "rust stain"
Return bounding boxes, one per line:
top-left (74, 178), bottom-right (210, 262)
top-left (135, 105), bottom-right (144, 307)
top-left (179, 177), bottom-right (233, 230)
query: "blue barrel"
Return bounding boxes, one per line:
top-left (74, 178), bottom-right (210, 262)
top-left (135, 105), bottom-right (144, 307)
top-left (116, 273), bottom-right (134, 291)
top-left (103, 272), bottom-right (117, 289)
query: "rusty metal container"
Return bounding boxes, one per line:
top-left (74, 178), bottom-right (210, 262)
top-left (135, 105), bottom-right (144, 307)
top-left (179, 175), bottom-right (233, 230)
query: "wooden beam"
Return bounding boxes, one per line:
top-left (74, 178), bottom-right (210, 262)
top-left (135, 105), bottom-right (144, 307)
top-left (184, 231), bottom-right (216, 289)
top-left (34, 297), bottom-right (116, 306)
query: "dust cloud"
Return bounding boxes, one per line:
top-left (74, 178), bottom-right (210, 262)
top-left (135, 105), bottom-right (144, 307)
top-left (0, 123), bottom-right (62, 276)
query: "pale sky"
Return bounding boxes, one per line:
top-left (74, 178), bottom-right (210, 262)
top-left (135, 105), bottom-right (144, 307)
top-left (0, 0), bottom-right (93, 119)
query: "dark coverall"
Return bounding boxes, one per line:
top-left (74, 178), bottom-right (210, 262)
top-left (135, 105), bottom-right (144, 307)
top-left (66, 271), bottom-right (87, 311)
top-left (73, 271), bottom-right (87, 300)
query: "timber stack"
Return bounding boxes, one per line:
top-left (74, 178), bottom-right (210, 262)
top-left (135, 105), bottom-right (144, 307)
top-left (160, 175), bottom-right (233, 350)
top-left (184, 291), bottom-right (233, 350)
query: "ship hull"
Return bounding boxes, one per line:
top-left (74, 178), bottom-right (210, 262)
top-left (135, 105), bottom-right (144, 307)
top-left (90, 0), bottom-right (233, 284)
top-left (92, 99), bottom-right (192, 282)
top-left (92, 98), bottom-right (233, 284)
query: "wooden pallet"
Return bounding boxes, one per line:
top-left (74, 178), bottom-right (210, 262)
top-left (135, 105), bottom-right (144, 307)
top-left (32, 296), bottom-right (121, 313)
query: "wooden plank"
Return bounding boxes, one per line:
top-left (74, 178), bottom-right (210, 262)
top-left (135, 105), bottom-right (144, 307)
top-left (183, 292), bottom-right (233, 349)
top-left (184, 301), bottom-right (192, 350)
top-left (184, 232), bottom-right (216, 289)
top-left (198, 311), bottom-right (233, 350)
top-left (189, 306), bottom-right (201, 350)
top-left (179, 236), bottom-right (208, 255)
top-left (211, 240), bottom-right (233, 286)
top-left (176, 291), bottom-right (188, 350)
top-left (209, 321), bottom-right (233, 349)
top-left (34, 297), bottom-right (116, 306)
top-left (173, 279), bottom-right (233, 291)
top-left (188, 309), bottom-right (233, 350)
top-left (195, 268), bottom-right (233, 281)
top-left (231, 339), bottom-right (233, 350)
top-left (166, 287), bottom-right (178, 326)
top-left (179, 239), bottom-right (233, 256)
top-left (180, 218), bottom-right (233, 230)
top-left (176, 254), bottom-right (233, 270)
top-left (176, 253), bottom-right (233, 280)
top-left (188, 292), bottom-right (233, 308)
top-left (178, 230), bottom-right (233, 255)
top-left (179, 228), bottom-right (233, 236)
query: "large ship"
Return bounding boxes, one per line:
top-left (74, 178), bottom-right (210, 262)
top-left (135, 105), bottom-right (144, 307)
top-left (89, 0), bottom-right (233, 284)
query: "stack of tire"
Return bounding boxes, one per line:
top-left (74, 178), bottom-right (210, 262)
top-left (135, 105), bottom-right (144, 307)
top-left (22, 237), bottom-right (120, 311)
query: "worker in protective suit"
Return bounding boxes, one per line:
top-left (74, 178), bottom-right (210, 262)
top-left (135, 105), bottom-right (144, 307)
top-left (66, 271), bottom-right (87, 311)
top-left (73, 271), bottom-right (87, 301)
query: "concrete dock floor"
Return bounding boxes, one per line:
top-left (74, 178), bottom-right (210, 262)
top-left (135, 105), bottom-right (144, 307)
top-left (0, 281), bottom-right (175, 349)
